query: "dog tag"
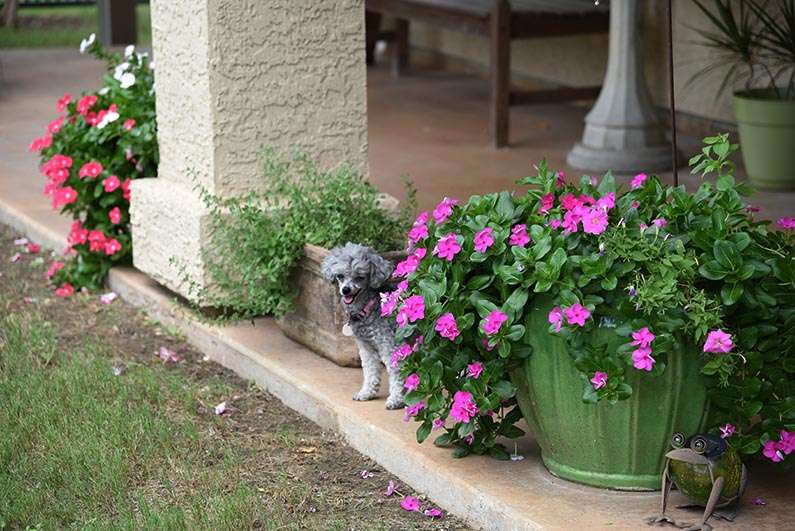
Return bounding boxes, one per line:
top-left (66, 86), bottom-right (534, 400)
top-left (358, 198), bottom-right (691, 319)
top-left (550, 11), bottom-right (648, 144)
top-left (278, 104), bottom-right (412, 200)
top-left (342, 323), bottom-right (354, 336)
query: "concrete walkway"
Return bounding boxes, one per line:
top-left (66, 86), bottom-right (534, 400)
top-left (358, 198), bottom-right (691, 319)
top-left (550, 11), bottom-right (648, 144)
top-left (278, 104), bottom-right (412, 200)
top-left (1, 48), bottom-right (791, 530)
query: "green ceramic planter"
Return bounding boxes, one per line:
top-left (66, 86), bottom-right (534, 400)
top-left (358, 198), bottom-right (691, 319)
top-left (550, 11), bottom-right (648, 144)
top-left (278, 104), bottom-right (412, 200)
top-left (734, 90), bottom-right (795, 190)
top-left (510, 296), bottom-right (710, 490)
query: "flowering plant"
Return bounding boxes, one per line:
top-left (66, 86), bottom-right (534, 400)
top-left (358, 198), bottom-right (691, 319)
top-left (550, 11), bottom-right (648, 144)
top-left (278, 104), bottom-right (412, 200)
top-left (29, 34), bottom-right (157, 293)
top-left (390, 134), bottom-right (795, 463)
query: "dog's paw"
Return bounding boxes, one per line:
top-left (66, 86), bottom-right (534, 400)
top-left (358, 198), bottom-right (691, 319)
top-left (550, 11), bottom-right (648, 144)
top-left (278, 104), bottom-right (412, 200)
top-left (352, 391), bottom-right (377, 402)
top-left (385, 397), bottom-right (405, 410)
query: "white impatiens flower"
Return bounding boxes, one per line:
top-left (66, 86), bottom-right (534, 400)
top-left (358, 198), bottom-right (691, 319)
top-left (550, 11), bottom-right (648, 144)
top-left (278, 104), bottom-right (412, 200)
top-left (79, 33), bottom-right (96, 54)
top-left (96, 110), bottom-right (120, 129)
top-left (124, 44), bottom-right (135, 58)
top-left (113, 62), bottom-right (129, 81)
top-left (119, 72), bottom-right (136, 89)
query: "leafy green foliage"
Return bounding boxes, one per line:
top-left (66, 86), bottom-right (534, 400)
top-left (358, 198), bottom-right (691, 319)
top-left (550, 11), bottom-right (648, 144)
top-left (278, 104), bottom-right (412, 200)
top-left (183, 152), bottom-right (414, 319)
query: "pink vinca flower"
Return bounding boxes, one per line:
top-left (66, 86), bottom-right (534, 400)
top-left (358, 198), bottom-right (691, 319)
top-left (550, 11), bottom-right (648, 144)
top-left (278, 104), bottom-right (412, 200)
top-left (703, 329), bottom-right (733, 353)
top-left (48, 115), bottom-right (65, 134)
top-left (108, 206), bottom-right (122, 225)
top-left (432, 418), bottom-right (445, 431)
top-left (394, 248), bottom-right (426, 277)
top-left (55, 282), bottom-right (74, 298)
top-left (473, 227), bottom-right (495, 253)
top-left (390, 343), bottom-right (412, 367)
top-left (590, 371), bottom-right (608, 389)
top-left (87, 230), bottom-right (106, 252)
top-left (548, 306), bottom-right (564, 333)
top-left (581, 207), bottom-right (609, 235)
top-left (432, 197), bottom-right (458, 224)
top-left (123, 118), bottom-right (136, 131)
top-left (380, 290), bottom-right (399, 316)
top-left (404, 373), bottom-right (420, 391)
top-left (396, 295), bottom-right (424, 327)
top-left (631, 327), bottom-right (655, 348)
top-left (56, 93), bottom-right (71, 112)
top-left (407, 223), bottom-right (428, 245)
top-left (631, 173), bottom-right (648, 189)
top-left (483, 310), bottom-right (508, 336)
top-left (76, 94), bottom-right (97, 115)
top-left (777, 217), bottom-right (795, 230)
top-left (564, 303), bottom-right (591, 327)
top-left (46, 261), bottom-right (64, 280)
top-left (29, 134), bottom-right (53, 152)
top-left (562, 208), bottom-right (583, 234)
top-left (450, 391), bottom-right (479, 423)
top-left (403, 401), bottom-right (425, 421)
top-left (466, 362), bottom-right (483, 379)
top-left (763, 440), bottom-right (784, 463)
top-left (509, 224), bottom-right (530, 247)
top-left (435, 312), bottom-right (459, 341)
top-left (595, 192), bottom-right (615, 211)
top-left (52, 187), bottom-right (78, 209)
top-left (104, 238), bottom-right (122, 256)
top-left (779, 430), bottom-right (795, 455)
top-left (632, 347), bottom-right (656, 371)
top-left (122, 179), bottom-right (132, 201)
top-left (652, 218), bottom-right (668, 228)
top-left (103, 175), bottom-right (121, 192)
top-left (719, 423), bottom-right (736, 439)
top-left (539, 193), bottom-right (555, 214)
top-left (401, 496), bottom-right (421, 512)
top-left (560, 194), bottom-right (581, 211)
top-left (433, 233), bottom-right (461, 261)
top-left (78, 161), bottom-right (103, 179)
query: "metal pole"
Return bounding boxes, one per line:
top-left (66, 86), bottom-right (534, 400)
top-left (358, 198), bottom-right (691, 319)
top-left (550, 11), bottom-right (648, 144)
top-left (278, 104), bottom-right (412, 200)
top-left (667, 0), bottom-right (679, 186)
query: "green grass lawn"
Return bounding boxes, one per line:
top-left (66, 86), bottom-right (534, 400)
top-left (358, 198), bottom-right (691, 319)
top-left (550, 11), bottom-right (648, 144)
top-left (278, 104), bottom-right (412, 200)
top-left (0, 5), bottom-right (150, 48)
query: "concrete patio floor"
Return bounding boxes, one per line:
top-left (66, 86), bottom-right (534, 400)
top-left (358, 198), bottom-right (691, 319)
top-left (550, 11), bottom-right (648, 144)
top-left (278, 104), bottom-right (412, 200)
top-left (1, 48), bottom-right (793, 530)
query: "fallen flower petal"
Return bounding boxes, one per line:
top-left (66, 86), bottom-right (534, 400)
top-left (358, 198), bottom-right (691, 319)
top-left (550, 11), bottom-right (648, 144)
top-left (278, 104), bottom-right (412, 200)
top-left (384, 480), bottom-right (399, 497)
top-left (158, 346), bottom-right (181, 363)
top-left (100, 292), bottom-right (118, 305)
top-left (752, 497), bottom-right (767, 506)
top-left (13, 238), bottom-right (29, 246)
top-left (10, 253), bottom-right (22, 263)
top-left (214, 401), bottom-right (227, 415)
top-left (360, 469), bottom-right (374, 479)
top-left (423, 507), bottom-right (443, 518)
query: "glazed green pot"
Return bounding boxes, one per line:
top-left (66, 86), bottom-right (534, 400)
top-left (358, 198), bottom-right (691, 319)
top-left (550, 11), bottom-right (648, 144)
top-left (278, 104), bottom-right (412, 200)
top-left (510, 296), bottom-right (710, 490)
top-left (734, 90), bottom-right (795, 190)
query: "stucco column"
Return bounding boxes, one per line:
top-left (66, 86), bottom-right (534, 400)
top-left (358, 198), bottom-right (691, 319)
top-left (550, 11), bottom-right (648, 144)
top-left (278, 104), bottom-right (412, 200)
top-left (567, 0), bottom-right (672, 174)
top-left (131, 0), bottom-right (368, 301)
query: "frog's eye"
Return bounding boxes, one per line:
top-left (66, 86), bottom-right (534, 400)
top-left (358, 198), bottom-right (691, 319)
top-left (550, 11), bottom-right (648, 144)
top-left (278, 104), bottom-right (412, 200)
top-left (671, 432), bottom-right (685, 448)
top-left (691, 436), bottom-right (707, 454)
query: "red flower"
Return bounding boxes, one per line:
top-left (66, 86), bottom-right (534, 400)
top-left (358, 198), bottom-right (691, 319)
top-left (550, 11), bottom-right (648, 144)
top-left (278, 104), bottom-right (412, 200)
top-left (48, 115), bottom-right (65, 134)
top-left (104, 238), bottom-right (122, 256)
top-left (108, 206), bottom-right (122, 224)
top-left (87, 230), bottom-right (106, 252)
top-left (52, 187), bottom-right (78, 209)
top-left (123, 118), bottom-right (136, 130)
top-left (76, 95), bottom-right (97, 115)
top-left (78, 161), bottom-right (103, 179)
top-left (56, 93), bottom-right (72, 112)
top-left (29, 134), bottom-right (53, 152)
top-left (67, 220), bottom-right (89, 246)
top-left (55, 282), bottom-right (75, 298)
top-left (27, 243), bottom-right (41, 254)
top-left (122, 179), bottom-right (132, 201)
top-left (103, 175), bottom-right (121, 192)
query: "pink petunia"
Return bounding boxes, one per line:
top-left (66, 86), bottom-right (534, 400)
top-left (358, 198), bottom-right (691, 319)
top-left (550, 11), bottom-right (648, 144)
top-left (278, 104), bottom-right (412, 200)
top-left (539, 193), bottom-right (555, 214)
top-left (401, 496), bottom-right (421, 512)
top-left (509, 224), bottom-right (530, 247)
top-left (719, 423), bottom-right (736, 439)
top-left (396, 295), bottom-right (425, 327)
top-left (581, 207), bottom-right (609, 235)
top-left (777, 217), bottom-right (795, 230)
top-left (78, 161), bottom-right (103, 179)
top-left (631, 173), bottom-right (648, 189)
top-left (631, 327), bottom-right (655, 348)
top-left (467, 362), bottom-right (483, 379)
top-left (404, 373), bottom-right (420, 391)
top-left (703, 329), bottom-right (733, 354)
top-left (473, 227), bottom-right (495, 253)
top-left (564, 303), bottom-right (591, 327)
top-left (548, 306), bottom-right (564, 333)
top-left (483, 310), bottom-right (508, 336)
top-left (103, 175), bottom-right (121, 192)
top-left (632, 347), bottom-right (655, 371)
top-left (432, 197), bottom-right (458, 224)
top-left (433, 233), bottom-right (461, 261)
top-left (450, 391), bottom-right (479, 423)
top-left (590, 371), bottom-right (608, 389)
top-left (435, 312), bottom-right (460, 341)
top-left (108, 206), bottom-right (122, 224)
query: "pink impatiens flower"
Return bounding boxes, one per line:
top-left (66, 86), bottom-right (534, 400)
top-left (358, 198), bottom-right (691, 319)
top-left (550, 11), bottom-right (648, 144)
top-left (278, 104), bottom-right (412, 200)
top-left (777, 217), bottom-right (795, 230)
top-left (450, 391), bottom-right (479, 423)
top-left (703, 329), bottom-right (733, 353)
top-left (581, 207), bottom-right (609, 235)
top-left (433, 233), bottom-right (461, 261)
top-left (404, 373), bottom-right (420, 391)
top-left (590, 371), bottom-right (608, 389)
top-left (108, 206), bottom-right (122, 224)
top-left (435, 312), bottom-right (460, 341)
top-left (473, 227), bottom-right (495, 253)
top-left (632, 347), bottom-right (656, 371)
top-left (78, 161), bottom-right (103, 179)
top-left (483, 310), bottom-right (508, 336)
top-left (396, 295), bottom-right (425, 327)
top-left (103, 175), bottom-right (121, 192)
top-left (631, 327), bottom-right (655, 348)
top-left (548, 306), bottom-right (564, 333)
top-left (401, 496), bottom-right (421, 512)
top-left (564, 303), bottom-right (591, 327)
top-left (719, 423), bottom-right (736, 439)
top-left (539, 193), bottom-right (555, 214)
top-left (432, 197), bottom-right (458, 224)
top-left (466, 362), bottom-right (483, 379)
top-left (631, 173), bottom-right (648, 189)
top-left (509, 224), bottom-right (530, 247)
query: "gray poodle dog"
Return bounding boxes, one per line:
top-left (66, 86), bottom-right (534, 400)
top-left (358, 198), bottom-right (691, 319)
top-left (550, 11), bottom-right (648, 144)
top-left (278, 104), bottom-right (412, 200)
top-left (321, 243), bottom-right (404, 409)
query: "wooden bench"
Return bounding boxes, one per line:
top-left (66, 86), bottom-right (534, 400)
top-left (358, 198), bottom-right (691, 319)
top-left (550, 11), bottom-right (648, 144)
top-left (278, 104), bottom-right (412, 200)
top-left (365, 0), bottom-right (610, 147)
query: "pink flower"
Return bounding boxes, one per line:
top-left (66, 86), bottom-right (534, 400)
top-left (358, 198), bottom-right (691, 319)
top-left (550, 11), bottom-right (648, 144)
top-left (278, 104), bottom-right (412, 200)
top-left (396, 295), bottom-right (425, 327)
top-left (404, 373), bottom-right (420, 391)
top-left (509, 224), bottom-right (530, 247)
top-left (390, 343), bottom-right (412, 367)
top-left (779, 430), bottom-right (795, 455)
top-left (158, 346), bottom-right (181, 363)
top-left (719, 423), bottom-right (736, 439)
top-left (407, 223), bottom-right (428, 245)
top-left (78, 161), bottom-right (103, 179)
top-left (46, 261), bottom-right (64, 280)
top-left (473, 227), bottom-right (495, 253)
top-left (564, 303), bottom-right (591, 327)
top-left (549, 218), bottom-right (562, 230)
top-left (394, 248), bottom-right (426, 277)
top-left (122, 179), bottom-right (132, 201)
top-left (48, 115), bottom-right (65, 134)
top-left (29, 134), bottom-right (53, 152)
top-left (631, 327), bottom-right (655, 348)
top-left (67, 220), bottom-right (88, 246)
top-left (432, 197), bottom-right (458, 224)
top-left (424, 507), bottom-right (443, 518)
top-left (52, 186), bottom-right (78, 209)
top-left (632, 347), bottom-right (656, 371)
top-left (435, 313), bottom-right (459, 340)
top-left (703, 329), bottom-right (733, 354)
top-left (433, 233), bottom-right (461, 261)
top-left (777, 217), bottom-right (795, 230)
top-left (483, 310), bottom-right (508, 336)
top-left (481, 339), bottom-right (495, 352)
top-left (123, 118), bottom-right (136, 130)
top-left (108, 206), bottom-right (122, 224)
top-left (763, 440), bottom-right (784, 463)
top-left (595, 192), bottom-right (615, 211)
top-left (556, 171), bottom-right (566, 187)
top-left (104, 238), bottom-right (122, 256)
top-left (76, 94), bottom-right (97, 115)
top-left (631, 173), bottom-right (648, 189)
top-left (87, 230), bottom-right (106, 252)
top-left (56, 93), bottom-right (71, 112)
top-left (464, 433), bottom-right (475, 445)
top-left (652, 218), bottom-right (668, 228)
top-left (55, 282), bottom-right (74, 298)
top-left (560, 194), bottom-right (582, 211)
top-left (539, 193), bottom-right (555, 214)
top-left (401, 496), bottom-right (421, 512)
top-left (450, 391), bottom-right (479, 423)
top-left (432, 418), bottom-right (445, 431)
top-left (467, 362), bottom-right (483, 379)
top-left (380, 290), bottom-right (399, 316)
top-left (562, 208), bottom-right (583, 234)
top-left (103, 175), bottom-right (121, 192)
top-left (579, 194), bottom-right (596, 206)
top-left (26, 242), bottom-right (41, 254)
top-left (548, 307), bottom-right (564, 333)
top-left (100, 292), bottom-right (118, 305)
top-left (631, 201), bottom-right (640, 209)
top-left (384, 480), bottom-right (399, 496)
top-left (590, 371), bottom-right (608, 389)
top-left (403, 401), bottom-right (425, 421)
top-left (581, 207), bottom-right (608, 235)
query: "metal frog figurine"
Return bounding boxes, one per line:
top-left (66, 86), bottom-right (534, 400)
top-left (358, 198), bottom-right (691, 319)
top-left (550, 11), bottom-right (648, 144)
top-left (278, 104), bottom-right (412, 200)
top-left (647, 432), bottom-right (747, 531)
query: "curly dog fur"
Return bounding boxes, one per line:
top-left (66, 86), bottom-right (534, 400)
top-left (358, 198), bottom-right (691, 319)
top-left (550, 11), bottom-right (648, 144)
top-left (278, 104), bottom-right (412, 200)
top-left (321, 243), bottom-right (404, 409)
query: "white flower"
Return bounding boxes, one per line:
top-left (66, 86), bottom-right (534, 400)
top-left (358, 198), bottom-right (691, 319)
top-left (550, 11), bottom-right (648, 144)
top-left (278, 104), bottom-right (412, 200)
top-left (100, 292), bottom-right (118, 305)
top-left (119, 72), bottom-right (136, 89)
top-left (113, 62), bottom-right (129, 81)
top-left (79, 33), bottom-right (96, 54)
top-left (124, 44), bottom-right (135, 57)
top-left (214, 401), bottom-right (227, 415)
top-left (98, 87), bottom-right (110, 96)
top-left (96, 110), bottom-right (120, 129)
top-left (149, 60), bottom-right (155, 70)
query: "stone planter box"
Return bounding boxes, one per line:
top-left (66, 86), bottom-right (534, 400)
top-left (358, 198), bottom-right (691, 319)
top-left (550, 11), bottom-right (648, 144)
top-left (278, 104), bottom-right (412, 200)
top-left (276, 243), bottom-right (405, 367)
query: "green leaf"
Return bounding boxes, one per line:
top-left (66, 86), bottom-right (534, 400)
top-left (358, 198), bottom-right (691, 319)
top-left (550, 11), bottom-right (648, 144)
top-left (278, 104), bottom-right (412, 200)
top-left (434, 432), bottom-right (452, 447)
top-left (503, 288), bottom-right (529, 316)
top-left (720, 283), bottom-right (743, 306)
top-left (493, 380), bottom-right (516, 399)
top-left (699, 261), bottom-right (728, 280)
top-left (713, 240), bottom-right (740, 271)
top-left (505, 324), bottom-right (525, 342)
top-left (416, 421), bottom-right (432, 444)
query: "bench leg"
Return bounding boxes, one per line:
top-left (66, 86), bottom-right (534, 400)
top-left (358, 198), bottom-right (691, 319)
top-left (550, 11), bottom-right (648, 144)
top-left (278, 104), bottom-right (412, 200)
top-left (392, 19), bottom-right (409, 77)
top-left (489, 0), bottom-right (510, 148)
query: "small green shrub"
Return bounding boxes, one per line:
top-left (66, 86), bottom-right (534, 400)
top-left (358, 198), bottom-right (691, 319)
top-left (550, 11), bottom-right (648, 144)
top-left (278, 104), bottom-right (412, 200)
top-left (183, 152), bottom-right (415, 319)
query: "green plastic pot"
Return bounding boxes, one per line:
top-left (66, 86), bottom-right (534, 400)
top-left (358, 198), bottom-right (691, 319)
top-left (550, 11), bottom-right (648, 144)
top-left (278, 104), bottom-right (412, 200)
top-left (734, 90), bottom-right (795, 190)
top-left (510, 296), bottom-right (710, 490)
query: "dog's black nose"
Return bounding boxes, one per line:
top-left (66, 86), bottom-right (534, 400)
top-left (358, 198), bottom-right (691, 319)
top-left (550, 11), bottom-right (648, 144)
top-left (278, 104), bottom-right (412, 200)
top-left (341, 286), bottom-right (351, 295)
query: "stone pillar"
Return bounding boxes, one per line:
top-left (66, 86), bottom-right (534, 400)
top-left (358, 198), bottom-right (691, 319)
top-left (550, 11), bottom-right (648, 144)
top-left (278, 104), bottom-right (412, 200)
top-left (567, 0), bottom-right (672, 174)
top-left (131, 0), bottom-right (368, 301)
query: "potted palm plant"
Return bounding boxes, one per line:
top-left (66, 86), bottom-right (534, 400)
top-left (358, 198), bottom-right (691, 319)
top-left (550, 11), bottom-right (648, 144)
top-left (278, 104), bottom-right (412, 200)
top-left (692, 0), bottom-right (795, 190)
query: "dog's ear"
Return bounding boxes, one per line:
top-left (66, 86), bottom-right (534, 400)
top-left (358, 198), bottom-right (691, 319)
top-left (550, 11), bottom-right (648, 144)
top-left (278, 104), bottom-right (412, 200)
top-left (321, 248), bottom-right (343, 282)
top-left (367, 249), bottom-right (394, 289)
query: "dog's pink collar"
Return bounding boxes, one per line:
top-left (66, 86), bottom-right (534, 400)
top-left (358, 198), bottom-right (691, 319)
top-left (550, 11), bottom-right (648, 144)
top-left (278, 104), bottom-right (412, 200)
top-left (351, 297), bottom-right (378, 322)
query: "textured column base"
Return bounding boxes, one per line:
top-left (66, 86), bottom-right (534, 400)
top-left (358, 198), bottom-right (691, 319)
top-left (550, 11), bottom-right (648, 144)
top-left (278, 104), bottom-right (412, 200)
top-left (567, 142), bottom-right (674, 175)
